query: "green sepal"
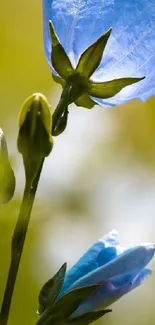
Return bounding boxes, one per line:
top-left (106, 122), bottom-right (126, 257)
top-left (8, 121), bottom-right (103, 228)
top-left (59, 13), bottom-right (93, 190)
top-left (76, 28), bottom-right (112, 78)
top-left (88, 77), bottom-right (145, 99)
top-left (75, 93), bottom-right (96, 109)
top-left (53, 109), bottom-right (69, 136)
top-left (52, 73), bottom-right (95, 109)
top-left (38, 263), bottom-right (67, 314)
top-left (66, 71), bottom-right (89, 103)
top-left (50, 25), bottom-right (144, 111)
top-left (51, 285), bottom-right (100, 319)
top-left (68, 309), bottom-right (112, 325)
top-left (36, 285), bottom-right (100, 325)
top-left (49, 21), bottom-right (74, 80)
top-left (52, 74), bottom-right (66, 88)
top-left (0, 129), bottom-right (16, 204)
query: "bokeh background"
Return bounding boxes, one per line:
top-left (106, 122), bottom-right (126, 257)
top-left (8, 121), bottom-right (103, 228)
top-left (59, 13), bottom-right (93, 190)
top-left (0, 1), bottom-right (155, 325)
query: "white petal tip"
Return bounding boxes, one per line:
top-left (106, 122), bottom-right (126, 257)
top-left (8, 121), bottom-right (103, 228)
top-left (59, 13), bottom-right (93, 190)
top-left (142, 243), bottom-right (155, 250)
top-left (98, 229), bottom-right (120, 246)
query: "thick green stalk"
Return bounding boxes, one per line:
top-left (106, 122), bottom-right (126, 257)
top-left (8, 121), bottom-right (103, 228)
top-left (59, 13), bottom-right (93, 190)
top-left (0, 159), bottom-right (44, 325)
top-left (0, 87), bottom-right (77, 325)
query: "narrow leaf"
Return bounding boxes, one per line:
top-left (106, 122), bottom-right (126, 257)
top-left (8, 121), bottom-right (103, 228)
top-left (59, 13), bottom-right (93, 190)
top-left (88, 77), bottom-right (145, 99)
top-left (75, 93), bottom-right (96, 109)
top-left (76, 28), bottom-right (112, 78)
top-left (49, 21), bottom-right (73, 79)
top-left (38, 263), bottom-right (67, 314)
top-left (52, 285), bottom-right (100, 319)
top-left (69, 309), bottom-right (112, 325)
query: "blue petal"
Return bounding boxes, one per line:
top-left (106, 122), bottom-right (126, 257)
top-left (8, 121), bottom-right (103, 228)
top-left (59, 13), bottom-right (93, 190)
top-left (60, 230), bottom-right (121, 295)
top-left (131, 267), bottom-right (152, 289)
top-left (42, 0), bottom-right (155, 105)
top-left (42, 0), bottom-right (78, 70)
top-left (69, 244), bottom-right (155, 289)
top-left (71, 268), bottom-right (152, 316)
top-left (97, 247), bottom-right (118, 267)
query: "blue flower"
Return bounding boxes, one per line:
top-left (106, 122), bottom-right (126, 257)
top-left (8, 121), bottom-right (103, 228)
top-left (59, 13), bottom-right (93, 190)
top-left (58, 230), bottom-right (154, 317)
top-left (42, 0), bottom-right (155, 107)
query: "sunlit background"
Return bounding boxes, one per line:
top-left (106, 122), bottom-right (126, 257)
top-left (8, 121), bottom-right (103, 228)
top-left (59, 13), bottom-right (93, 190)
top-left (0, 1), bottom-right (155, 325)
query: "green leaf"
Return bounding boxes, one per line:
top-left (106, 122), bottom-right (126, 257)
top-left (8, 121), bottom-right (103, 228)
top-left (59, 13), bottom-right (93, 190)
top-left (36, 285), bottom-right (100, 325)
top-left (68, 309), bottom-right (112, 325)
top-left (0, 129), bottom-right (16, 204)
top-left (76, 28), bottom-right (112, 78)
top-left (52, 285), bottom-right (100, 320)
top-left (49, 21), bottom-right (74, 79)
top-left (75, 93), bottom-right (96, 109)
top-left (38, 263), bottom-right (67, 314)
top-left (88, 77), bottom-right (145, 99)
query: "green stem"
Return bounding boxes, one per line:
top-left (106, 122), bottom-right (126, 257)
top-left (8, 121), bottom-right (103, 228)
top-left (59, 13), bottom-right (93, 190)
top-left (52, 85), bottom-right (71, 134)
top-left (0, 86), bottom-right (78, 325)
top-left (0, 159), bottom-right (44, 325)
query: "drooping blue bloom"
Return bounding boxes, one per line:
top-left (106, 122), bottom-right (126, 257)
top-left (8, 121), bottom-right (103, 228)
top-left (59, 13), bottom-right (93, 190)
top-left (58, 230), bottom-right (154, 317)
top-left (42, 0), bottom-right (155, 107)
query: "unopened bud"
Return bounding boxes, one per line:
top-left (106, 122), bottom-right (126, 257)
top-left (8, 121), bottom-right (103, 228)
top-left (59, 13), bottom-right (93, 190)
top-left (17, 93), bottom-right (53, 180)
top-left (18, 93), bottom-right (53, 158)
top-left (0, 129), bottom-right (16, 203)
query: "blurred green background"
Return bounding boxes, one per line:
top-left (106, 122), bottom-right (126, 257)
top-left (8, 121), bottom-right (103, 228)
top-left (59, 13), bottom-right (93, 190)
top-left (0, 1), bottom-right (155, 325)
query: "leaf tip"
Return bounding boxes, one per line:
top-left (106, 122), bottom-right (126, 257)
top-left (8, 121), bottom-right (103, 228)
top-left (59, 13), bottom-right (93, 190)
top-left (105, 27), bottom-right (113, 38)
top-left (139, 76), bottom-right (145, 81)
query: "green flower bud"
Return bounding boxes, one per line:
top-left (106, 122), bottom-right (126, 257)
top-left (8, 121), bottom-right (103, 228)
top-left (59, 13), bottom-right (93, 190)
top-left (0, 128), bottom-right (16, 204)
top-left (17, 93), bottom-right (53, 180)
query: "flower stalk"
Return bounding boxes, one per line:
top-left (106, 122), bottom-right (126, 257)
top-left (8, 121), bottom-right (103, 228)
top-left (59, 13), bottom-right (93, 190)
top-left (0, 160), bottom-right (44, 325)
top-left (0, 93), bottom-right (54, 325)
top-left (52, 85), bottom-right (71, 135)
top-left (0, 87), bottom-right (78, 325)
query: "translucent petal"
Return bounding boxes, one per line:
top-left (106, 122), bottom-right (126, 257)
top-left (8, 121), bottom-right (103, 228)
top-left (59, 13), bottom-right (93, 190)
top-left (69, 244), bottom-right (155, 289)
top-left (42, 0), bottom-right (155, 105)
top-left (60, 230), bottom-right (121, 295)
top-left (98, 229), bottom-right (119, 246)
top-left (72, 268), bottom-right (152, 316)
top-left (131, 267), bottom-right (152, 289)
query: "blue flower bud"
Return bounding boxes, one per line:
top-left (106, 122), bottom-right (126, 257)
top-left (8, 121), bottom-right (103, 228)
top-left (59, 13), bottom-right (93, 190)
top-left (42, 0), bottom-right (155, 106)
top-left (58, 230), bottom-right (155, 316)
